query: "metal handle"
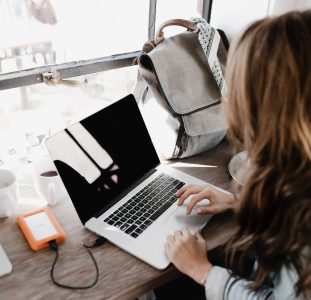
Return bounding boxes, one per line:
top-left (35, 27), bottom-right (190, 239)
top-left (42, 69), bottom-right (88, 87)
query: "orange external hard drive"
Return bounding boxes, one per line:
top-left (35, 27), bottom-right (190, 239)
top-left (17, 207), bottom-right (66, 251)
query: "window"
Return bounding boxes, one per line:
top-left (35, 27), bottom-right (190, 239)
top-left (0, 0), bottom-right (212, 169)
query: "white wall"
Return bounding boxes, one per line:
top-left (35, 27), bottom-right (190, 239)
top-left (268, 0), bottom-right (297, 15)
top-left (268, 0), bottom-right (311, 14)
top-left (210, 0), bottom-right (311, 40)
top-left (295, 0), bottom-right (311, 9)
top-left (210, 0), bottom-right (271, 39)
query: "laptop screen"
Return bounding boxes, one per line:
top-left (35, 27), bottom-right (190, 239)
top-left (46, 94), bottom-right (160, 224)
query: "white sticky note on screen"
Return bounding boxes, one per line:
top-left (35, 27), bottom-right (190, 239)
top-left (24, 212), bottom-right (58, 241)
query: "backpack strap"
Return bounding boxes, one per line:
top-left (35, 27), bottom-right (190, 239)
top-left (190, 17), bottom-right (226, 95)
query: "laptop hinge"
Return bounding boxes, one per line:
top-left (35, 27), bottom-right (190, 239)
top-left (93, 167), bottom-right (159, 219)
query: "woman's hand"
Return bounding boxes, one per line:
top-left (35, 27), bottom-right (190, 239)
top-left (165, 227), bottom-right (212, 285)
top-left (176, 184), bottom-right (235, 215)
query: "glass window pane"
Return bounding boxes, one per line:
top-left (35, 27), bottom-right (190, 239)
top-left (0, 66), bottom-right (137, 166)
top-left (0, 0), bottom-right (148, 74)
top-left (155, 0), bottom-right (202, 38)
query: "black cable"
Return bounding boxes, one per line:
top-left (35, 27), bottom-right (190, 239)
top-left (82, 236), bottom-right (107, 249)
top-left (48, 236), bottom-right (107, 290)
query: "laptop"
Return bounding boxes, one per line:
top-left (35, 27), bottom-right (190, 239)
top-left (45, 94), bottom-right (219, 269)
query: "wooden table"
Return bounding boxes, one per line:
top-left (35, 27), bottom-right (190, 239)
top-left (0, 140), bottom-right (237, 300)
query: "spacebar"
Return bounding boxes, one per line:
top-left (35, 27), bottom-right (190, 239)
top-left (150, 202), bottom-right (172, 221)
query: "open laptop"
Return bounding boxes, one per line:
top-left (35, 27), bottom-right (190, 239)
top-left (45, 94), bottom-right (218, 269)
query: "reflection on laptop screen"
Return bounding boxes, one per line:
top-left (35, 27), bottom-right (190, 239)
top-left (46, 95), bottom-right (160, 224)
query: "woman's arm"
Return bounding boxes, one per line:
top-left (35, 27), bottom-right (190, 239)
top-left (164, 229), bottom-right (273, 299)
top-left (165, 229), bottom-right (300, 300)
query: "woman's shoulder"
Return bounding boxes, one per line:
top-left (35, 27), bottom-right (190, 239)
top-left (273, 247), bottom-right (309, 300)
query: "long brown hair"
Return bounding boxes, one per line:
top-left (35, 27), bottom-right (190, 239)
top-left (224, 10), bottom-right (311, 298)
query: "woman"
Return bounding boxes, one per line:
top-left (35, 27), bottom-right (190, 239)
top-left (164, 10), bottom-right (311, 299)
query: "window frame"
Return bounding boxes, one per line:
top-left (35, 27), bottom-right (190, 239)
top-left (0, 0), bottom-right (212, 91)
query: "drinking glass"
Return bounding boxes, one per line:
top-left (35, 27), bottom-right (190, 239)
top-left (228, 151), bottom-right (249, 185)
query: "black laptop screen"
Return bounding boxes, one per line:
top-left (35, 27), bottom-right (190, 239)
top-left (46, 95), bottom-right (160, 224)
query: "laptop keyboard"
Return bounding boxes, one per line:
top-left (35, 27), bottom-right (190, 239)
top-left (103, 173), bottom-right (185, 238)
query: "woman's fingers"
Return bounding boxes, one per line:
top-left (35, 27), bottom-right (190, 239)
top-left (194, 231), bottom-right (205, 242)
top-left (164, 242), bottom-right (171, 254)
top-left (186, 189), bottom-right (213, 214)
top-left (176, 185), bottom-right (205, 206)
top-left (197, 206), bottom-right (217, 215)
top-left (174, 229), bottom-right (183, 240)
top-left (181, 227), bottom-right (191, 237)
top-left (167, 234), bottom-right (175, 244)
top-left (175, 184), bottom-right (188, 197)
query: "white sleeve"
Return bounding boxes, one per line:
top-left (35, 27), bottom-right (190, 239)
top-left (205, 266), bottom-right (273, 300)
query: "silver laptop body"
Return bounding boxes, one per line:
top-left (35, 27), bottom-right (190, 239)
top-left (46, 94), bottom-right (220, 269)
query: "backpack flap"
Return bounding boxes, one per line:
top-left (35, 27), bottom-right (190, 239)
top-left (139, 31), bottom-right (227, 137)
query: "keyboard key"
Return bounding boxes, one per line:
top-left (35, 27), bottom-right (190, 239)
top-left (127, 219), bottom-right (134, 224)
top-left (145, 219), bottom-right (153, 226)
top-left (107, 219), bottom-right (115, 225)
top-left (115, 221), bottom-right (122, 228)
top-left (132, 215), bottom-right (139, 220)
top-left (177, 182), bottom-right (185, 188)
top-left (169, 196), bottom-right (178, 203)
top-left (130, 232), bottom-right (139, 238)
top-left (135, 228), bottom-right (143, 234)
top-left (125, 225), bottom-right (137, 234)
top-left (120, 224), bottom-right (130, 231)
top-left (149, 202), bottom-right (172, 221)
top-left (149, 208), bottom-right (156, 214)
top-left (140, 224), bottom-right (147, 230)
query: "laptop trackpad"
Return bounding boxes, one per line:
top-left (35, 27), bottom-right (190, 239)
top-left (162, 199), bottom-right (211, 231)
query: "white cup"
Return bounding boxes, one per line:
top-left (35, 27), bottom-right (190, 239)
top-left (32, 158), bottom-right (67, 206)
top-left (0, 169), bottom-right (18, 218)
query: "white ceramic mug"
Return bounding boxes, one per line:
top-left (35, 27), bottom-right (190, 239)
top-left (0, 169), bottom-right (18, 218)
top-left (32, 158), bottom-right (67, 206)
